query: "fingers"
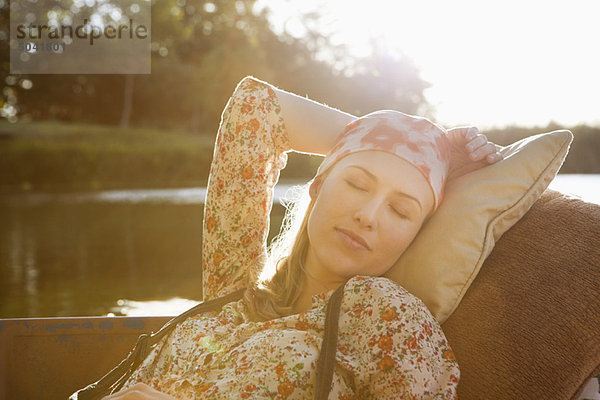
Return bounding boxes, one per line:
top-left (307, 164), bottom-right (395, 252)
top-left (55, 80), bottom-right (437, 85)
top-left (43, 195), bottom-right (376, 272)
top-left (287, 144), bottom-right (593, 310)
top-left (460, 127), bottom-right (487, 152)
top-left (487, 148), bottom-right (503, 162)
top-left (450, 125), bottom-right (503, 164)
top-left (464, 126), bottom-right (479, 141)
top-left (470, 142), bottom-right (499, 161)
top-left (466, 133), bottom-right (487, 153)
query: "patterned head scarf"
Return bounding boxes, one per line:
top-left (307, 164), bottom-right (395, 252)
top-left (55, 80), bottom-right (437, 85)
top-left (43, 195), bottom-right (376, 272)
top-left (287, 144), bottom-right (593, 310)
top-left (313, 110), bottom-right (451, 211)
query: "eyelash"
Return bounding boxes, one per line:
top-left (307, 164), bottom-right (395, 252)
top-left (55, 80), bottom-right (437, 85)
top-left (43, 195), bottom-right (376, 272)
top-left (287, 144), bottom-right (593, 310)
top-left (346, 180), bottom-right (365, 191)
top-left (390, 206), bottom-right (408, 219)
top-left (346, 180), bottom-right (408, 219)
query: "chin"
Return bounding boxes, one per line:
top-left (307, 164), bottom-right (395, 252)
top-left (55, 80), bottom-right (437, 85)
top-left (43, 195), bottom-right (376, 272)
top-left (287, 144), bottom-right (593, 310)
top-left (325, 259), bottom-right (371, 280)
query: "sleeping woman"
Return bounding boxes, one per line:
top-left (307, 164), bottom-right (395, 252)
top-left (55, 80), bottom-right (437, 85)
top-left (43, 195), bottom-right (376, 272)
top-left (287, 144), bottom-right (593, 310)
top-left (102, 75), bottom-right (502, 399)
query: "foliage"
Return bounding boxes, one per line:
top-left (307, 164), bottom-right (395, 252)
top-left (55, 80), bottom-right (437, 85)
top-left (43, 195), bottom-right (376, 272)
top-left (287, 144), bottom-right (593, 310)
top-left (2, 2), bottom-right (596, 192)
top-left (1, 119), bottom-right (598, 192)
top-left (0, 0), bottom-right (430, 134)
top-left (485, 122), bottom-right (600, 175)
top-left (0, 120), bottom-right (213, 191)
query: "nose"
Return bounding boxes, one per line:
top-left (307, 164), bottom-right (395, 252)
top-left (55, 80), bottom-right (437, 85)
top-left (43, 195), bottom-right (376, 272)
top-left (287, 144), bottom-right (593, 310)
top-left (353, 197), bottom-right (382, 230)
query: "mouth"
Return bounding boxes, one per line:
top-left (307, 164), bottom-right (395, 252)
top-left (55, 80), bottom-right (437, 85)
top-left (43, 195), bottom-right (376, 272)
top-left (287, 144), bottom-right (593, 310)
top-left (335, 227), bottom-right (371, 251)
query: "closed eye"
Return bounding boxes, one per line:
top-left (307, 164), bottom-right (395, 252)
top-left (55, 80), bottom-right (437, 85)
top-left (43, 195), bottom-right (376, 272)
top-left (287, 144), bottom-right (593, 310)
top-left (345, 180), bottom-right (366, 191)
top-left (390, 205), bottom-right (408, 219)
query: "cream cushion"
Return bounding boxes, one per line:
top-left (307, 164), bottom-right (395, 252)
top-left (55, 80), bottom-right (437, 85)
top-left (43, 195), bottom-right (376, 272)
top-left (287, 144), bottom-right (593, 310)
top-left (384, 129), bottom-right (574, 323)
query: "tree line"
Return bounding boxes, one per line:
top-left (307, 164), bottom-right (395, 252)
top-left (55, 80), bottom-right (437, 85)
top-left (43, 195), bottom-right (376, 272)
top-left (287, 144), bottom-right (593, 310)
top-left (0, 0), bottom-right (597, 189)
top-left (0, 0), bottom-right (430, 134)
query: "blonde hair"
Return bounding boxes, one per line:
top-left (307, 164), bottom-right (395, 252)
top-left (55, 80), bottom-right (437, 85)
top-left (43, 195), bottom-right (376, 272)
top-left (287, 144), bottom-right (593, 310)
top-left (243, 179), bottom-right (317, 322)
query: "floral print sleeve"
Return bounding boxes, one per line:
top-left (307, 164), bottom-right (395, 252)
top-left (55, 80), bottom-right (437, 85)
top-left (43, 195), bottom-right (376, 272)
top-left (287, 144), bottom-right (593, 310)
top-left (202, 76), bottom-right (291, 301)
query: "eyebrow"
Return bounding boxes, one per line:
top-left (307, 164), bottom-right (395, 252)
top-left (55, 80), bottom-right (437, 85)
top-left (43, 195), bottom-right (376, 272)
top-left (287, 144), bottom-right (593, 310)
top-left (346, 165), bottom-right (423, 212)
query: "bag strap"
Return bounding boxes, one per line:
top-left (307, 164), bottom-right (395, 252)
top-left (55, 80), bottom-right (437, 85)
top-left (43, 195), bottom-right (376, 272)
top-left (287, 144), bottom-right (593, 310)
top-left (70, 288), bottom-right (246, 400)
top-left (314, 280), bottom-right (347, 400)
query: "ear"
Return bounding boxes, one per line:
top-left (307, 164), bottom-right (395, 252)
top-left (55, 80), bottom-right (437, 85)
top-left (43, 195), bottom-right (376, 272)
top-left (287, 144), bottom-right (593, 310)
top-left (309, 176), bottom-right (322, 200)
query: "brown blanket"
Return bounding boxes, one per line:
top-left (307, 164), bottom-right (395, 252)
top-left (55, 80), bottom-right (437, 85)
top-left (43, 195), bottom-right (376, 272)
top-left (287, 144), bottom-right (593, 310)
top-left (442, 189), bottom-right (600, 400)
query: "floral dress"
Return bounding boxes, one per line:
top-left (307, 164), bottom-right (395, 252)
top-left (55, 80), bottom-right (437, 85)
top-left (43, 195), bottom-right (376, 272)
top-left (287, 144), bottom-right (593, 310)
top-left (120, 76), bottom-right (460, 399)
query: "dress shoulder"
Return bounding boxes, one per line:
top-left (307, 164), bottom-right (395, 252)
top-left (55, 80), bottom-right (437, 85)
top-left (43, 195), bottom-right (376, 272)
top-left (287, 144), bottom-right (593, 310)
top-left (336, 276), bottom-right (460, 398)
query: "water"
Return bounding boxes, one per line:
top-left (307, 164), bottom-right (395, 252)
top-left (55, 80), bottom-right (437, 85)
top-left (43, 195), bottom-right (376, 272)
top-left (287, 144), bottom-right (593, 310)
top-left (547, 174), bottom-right (600, 204)
top-left (1, 175), bottom-right (598, 318)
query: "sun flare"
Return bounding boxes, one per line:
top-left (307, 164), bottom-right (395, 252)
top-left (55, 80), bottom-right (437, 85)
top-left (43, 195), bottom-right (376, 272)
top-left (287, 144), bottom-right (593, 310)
top-left (257, 0), bottom-right (600, 129)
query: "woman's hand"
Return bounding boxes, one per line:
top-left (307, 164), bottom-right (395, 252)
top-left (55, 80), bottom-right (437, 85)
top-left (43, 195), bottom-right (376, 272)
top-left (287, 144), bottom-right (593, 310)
top-left (101, 383), bottom-right (179, 400)
top-left (446, 126), bottom-right (503, 180)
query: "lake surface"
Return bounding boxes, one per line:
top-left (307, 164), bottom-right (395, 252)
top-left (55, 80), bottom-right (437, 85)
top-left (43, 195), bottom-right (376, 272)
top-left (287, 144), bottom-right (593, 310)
top-left (1, 174), bottom-right (598, 318)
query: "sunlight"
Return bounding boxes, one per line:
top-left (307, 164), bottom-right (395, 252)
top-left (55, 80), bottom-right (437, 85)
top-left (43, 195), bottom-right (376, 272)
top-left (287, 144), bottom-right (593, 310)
top-left (110, 297), bottom-right (200, 316)
top-left (256, 0), bottom-right (600, 129)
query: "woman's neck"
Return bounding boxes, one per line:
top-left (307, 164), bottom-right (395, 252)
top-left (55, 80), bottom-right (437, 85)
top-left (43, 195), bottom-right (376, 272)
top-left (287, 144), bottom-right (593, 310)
top-left (291, 248), bottom-right (346, 314)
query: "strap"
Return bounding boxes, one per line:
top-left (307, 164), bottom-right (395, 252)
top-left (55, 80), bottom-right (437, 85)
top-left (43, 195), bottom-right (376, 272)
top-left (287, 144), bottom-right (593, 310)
top-left (70, 288), bottom-right (246, 400)
top-left (314, 280), bottom-right (347, 400)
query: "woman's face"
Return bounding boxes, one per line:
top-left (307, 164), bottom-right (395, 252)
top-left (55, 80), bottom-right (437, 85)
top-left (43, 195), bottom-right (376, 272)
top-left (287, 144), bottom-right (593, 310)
top-left (306, 150), bottom-right (435, 281)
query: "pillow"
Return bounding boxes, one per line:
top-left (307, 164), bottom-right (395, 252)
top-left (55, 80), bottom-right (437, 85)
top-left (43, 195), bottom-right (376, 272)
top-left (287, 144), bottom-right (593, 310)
top-left (441, 188), bottom-right (600, 399)
top-left (383, 129), bottom-right (574, 323)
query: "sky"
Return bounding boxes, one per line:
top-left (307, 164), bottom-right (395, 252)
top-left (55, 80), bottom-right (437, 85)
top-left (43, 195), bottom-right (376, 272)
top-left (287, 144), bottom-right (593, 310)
top-left (255, 0), bottom-right (600, 130)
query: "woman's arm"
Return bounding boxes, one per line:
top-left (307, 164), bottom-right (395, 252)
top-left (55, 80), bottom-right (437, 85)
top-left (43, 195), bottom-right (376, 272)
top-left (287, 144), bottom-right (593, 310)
top-left (202, 76), bottom-right (292, 301)
top-left (272, 84), bottom-right (502, 168)
top-left (272, 86), bottom-right (356, 155)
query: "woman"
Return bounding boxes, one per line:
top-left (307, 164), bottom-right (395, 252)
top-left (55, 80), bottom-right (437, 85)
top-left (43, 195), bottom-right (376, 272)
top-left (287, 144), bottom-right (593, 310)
top-left (103, 76), bottom-right (502, 399)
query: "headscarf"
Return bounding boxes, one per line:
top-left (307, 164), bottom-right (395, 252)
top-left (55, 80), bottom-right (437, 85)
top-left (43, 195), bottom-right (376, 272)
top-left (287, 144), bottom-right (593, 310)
top-left (313, 110), bottom-right (451, 211)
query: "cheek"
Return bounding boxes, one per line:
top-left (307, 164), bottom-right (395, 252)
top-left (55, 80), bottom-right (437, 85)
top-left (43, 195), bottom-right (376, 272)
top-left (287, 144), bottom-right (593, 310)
top-left (378, 222), bottom-right (422, 261)
top-left (307, 187), bottom-right (352, 256)
top-left (309, 185), bottom-right (345, 227)
top-left (307, 198), bottom-right (329, 245)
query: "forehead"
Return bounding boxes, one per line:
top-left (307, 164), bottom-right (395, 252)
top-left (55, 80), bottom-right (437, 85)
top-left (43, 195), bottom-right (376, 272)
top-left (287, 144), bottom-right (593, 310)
top-left (330, 150), bottom-right (434, 206)
top-left (333, 151), bottom-right (420, 178)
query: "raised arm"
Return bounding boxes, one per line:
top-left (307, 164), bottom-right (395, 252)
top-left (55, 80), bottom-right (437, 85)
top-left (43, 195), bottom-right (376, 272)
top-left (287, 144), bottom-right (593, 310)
top-left (202, 76), bottom-right (360, 301)
top-left (272, 85), bottom-right (357, 155)
top-left (202, 76), bottom-right (292, 301)
top-left (274, 84), bottom-right (502, 168)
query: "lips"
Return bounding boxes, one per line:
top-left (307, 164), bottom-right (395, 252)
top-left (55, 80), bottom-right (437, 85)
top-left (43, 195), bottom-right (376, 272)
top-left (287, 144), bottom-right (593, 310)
top-left (335, 227), bottom-right (371, 250)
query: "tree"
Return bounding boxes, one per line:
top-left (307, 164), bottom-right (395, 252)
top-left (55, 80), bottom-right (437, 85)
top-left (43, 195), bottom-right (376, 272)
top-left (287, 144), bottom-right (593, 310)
top-left (1, 0), bottom-right (432, 134)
